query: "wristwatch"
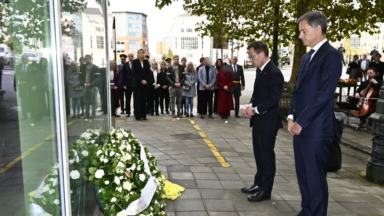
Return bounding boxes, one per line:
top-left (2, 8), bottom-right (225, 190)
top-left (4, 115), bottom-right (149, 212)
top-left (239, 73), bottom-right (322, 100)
top-left (252, 108), bottom-right (256, 114)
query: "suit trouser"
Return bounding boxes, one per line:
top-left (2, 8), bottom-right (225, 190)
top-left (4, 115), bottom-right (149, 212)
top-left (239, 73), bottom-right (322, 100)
top-left (155, 89), bottom-right (163, 113)
top-left (84, 87), bottom-right (97, 116)
top-left (294, 136), bottom-right (332, 216)
top-left (133, 87), bottom-right (147, 120)
top-left (199, 90), bottom-right (213, 115)
top-left (120, 87), bottom-right (133, 114)
top-left (252, 130), bottom-right (277, 193)
top-left (233, 85), bottom-right (241, 115)
top-left (160, 88), bottom-right (169, 112)
top-left (170, 87), bottom-right (183, 112)
top-left (147, 90), bottom-right (159, 114)
top-left (17, 85), bottom-right (28, 119)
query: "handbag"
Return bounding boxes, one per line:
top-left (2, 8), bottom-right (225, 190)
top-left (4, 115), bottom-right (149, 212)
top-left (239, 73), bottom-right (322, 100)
top-left (183, 85), bottom-right (190, 91)
top-left (354, 68), bottom-right (363, 79)
top-left (346, 67), bottom-right (351, 75)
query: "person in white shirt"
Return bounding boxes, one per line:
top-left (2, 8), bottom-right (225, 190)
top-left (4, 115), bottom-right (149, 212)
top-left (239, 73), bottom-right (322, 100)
top-left (358, 54), bottom-right (370, 81)
top-left (148, 62), bottom-right (161, 116)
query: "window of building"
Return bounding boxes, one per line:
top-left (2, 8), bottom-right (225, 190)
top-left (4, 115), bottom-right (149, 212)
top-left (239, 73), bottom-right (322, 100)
top-left (90, 35), bottom-right (93, 48)
top-left (175, 37), bottom-right (177, 49)
top-left (202, 39), bottom-right (204, 49)
top-left (186, 53), bottom-right (192, 58)
top-left (96, 27), bottom-right (104, 32)
top-left (181, 28), bottom-right (184, 32)
top-left (181, 37), bottom-right (198, 50)
top-left (96, 36), bottom-right (104, 49)
top-left (186, 28), bottom-right (193, 33)
top-left (129, 41), bottom-right (140, 53)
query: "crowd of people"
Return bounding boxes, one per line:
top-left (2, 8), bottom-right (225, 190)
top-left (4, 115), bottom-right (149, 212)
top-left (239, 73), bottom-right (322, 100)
top-left (111, 49), bottom-right (246, 121)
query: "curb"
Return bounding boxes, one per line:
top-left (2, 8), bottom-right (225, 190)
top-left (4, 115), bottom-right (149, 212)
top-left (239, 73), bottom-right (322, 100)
top-left (340, 137), bottom-right (372, 155)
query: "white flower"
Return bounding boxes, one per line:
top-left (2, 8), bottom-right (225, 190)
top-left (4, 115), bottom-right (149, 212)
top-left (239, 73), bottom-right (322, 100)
top-left (83, 132), bottom-right (92, 140)
top-left (152, 170), bottom-right (157, 174)
top-left (110, 129), bottom-right (116, 136)
top-left (54, 199), bottom-right (60, 205)
top-left (123, 181), bottom-right (132, 191)
top-left (117, 162), bottom-right (124, 167)
top-left (104, 180), bottom-right (110, 185)
top-left (90, 140), bottom-right (95, 144)
top-left (121, 154), bottom-right (131, 162)
top-left (52, 178), bottom-right (58, 187)
top-left (139, 174), bottom-right (146, 181)
top-left (70, 170), bottom-right (80, 180)
top-left (119, 145), bottom-right (126, 150)
top-left (49, 189), bottom-right (55, 195)
top-left (116, 133), bottom-right (124, 140)
top-left (127, 163), bottom-right (136, 171)
top-left (81, 150), bottom-right (89, 157)
top-left (124, 133), bottom-right (128, 138)
top-left (95, 169), bottom-right (105, 179)
top-left (117, 210), bottom-right (127, 216)
top-left (155, 179), bottom-right (160, 186)
top-left (52, 170), bottom-right (58, 175)
top-left (137, 165), bottom-right (141, 171)
top-left (76, 156), bottom-right (80, 163)
top-left (71, 149), bottom-right (78, 157)
top-left (110, 151), bottom-right (115, 157)
top-left (147, 153), bottom-right (152, 157)
top-left (103, 158), bottom-right (109, 163)
top-left (111, 197), bottom-right (117, 203)
top-left (114, 176), bottom-right (121, 185)
top-left (116, 186), bottom-right (122, 192)
top-left (126, 143), bottom-right (131, 151)
top-left (94, 132), bottom-right (100, 136)
top-left (119, 176), bottom-right (124, 179)
top-left (111, 140), bottom-right (116, 144)
top-left (42, 184), bottom-right (50, 192)
top-left (53, 163), bottom-right (59, 169)
top-left (69, 159), bottom-right (74, 164)
top-left (97, 150), bottom-right (103, 156)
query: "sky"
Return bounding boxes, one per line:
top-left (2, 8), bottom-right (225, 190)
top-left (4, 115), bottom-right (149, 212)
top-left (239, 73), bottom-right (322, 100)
top-left (108, 0), bottom-right (187, 57)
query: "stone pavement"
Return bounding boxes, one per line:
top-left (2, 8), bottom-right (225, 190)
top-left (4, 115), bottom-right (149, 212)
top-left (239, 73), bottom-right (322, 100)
top-left (116, 114), bottom-right (384, 216)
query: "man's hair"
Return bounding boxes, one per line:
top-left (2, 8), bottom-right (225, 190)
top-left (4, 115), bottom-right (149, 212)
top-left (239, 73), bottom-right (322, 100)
top-left (84, 54), bottom-right (92, 59)
top-left (247, 41), bottom-right (269, 57)
top-left (173, 55), bottom-right (179, 59)
top-left (367, 67), bottom-right (378, 73)
top-left (181, 57), bottom-right (187, 61)
top-left (199, 57), bottom-right (205, 63)
top-left (375, 53), bottom-right (382, 57)
top-left (79, 57), bottom-right (84, 61)
top-left (297, 11), bottom-right (327, 35)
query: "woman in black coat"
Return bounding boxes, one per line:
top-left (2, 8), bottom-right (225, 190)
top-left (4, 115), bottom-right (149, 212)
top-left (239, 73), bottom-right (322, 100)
top-left (132, 49), bottom-right (153, 121)
top-left (159, 61), bottom-right (169, 114)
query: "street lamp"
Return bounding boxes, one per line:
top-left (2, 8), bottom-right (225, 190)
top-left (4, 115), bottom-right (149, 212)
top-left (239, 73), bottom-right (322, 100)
top-left (366, 84), bottom-right (384, 182)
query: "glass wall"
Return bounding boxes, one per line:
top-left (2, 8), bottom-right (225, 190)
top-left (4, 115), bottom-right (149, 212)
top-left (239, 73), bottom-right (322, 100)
top-left (0, 0), bottom-right (111, 215)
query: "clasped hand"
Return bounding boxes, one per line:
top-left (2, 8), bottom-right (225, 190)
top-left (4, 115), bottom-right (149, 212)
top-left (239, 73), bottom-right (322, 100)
top-left (242, 106), bottom-right (254, 118)
top-left (205, 85), bottom-right (210, 90)
top-left (287, 119), bottom-right (302, 136)
top-left (141, 80), bottom-right (147, 85)
top-left (224, 86), bottom-right (228, 91)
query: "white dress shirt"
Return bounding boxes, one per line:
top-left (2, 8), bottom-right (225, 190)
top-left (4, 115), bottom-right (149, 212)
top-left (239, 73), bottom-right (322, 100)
top-left (250, 59), bottom-right (271, 114)
top-left (361, 59), bottom-right (367, 70)
top-left (287, 38), bottom-right (327, 121)
top-left (153, 70), bottom-right (158, 85)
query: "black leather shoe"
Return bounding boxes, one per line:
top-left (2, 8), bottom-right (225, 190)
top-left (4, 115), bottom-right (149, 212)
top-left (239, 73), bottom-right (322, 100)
top-left (235, 115), bottom-right (240, 118)
top-left (247, 191), bottom-right (271, 202)
top-left (241, 184), bottom-right (260, 194)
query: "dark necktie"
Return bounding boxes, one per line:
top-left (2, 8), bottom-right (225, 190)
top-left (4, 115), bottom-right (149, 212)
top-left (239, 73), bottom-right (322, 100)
top-left (256, 68), bottom-right (261, 77)
top-left (234, 65), bottom-right (237, 75)
top-left (304, 49), bottom-right (315, 71)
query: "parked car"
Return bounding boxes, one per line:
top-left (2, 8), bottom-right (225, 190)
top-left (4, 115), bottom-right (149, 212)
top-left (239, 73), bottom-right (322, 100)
top-left (282, 58), bottom-right (291, 65)
top-left (0, 44), bottom-right (13, 65)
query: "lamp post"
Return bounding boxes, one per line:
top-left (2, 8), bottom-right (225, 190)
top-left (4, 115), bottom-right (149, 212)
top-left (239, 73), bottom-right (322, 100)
top-left (366, 83), bottom-right (384, 182)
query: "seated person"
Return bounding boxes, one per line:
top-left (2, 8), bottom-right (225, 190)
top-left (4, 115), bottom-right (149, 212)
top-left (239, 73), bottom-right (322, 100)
top-left (355, 67), bottom-right (383, 131)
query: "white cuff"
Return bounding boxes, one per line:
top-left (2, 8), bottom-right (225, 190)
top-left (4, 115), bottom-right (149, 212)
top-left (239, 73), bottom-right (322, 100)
top-left (287, 115), bottom-right (294, 121)
top-left (254, 107), bottom-right (259, 114)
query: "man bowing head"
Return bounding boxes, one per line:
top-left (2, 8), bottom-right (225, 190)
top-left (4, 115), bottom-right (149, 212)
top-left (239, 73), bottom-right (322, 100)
top-left (288, 11), bottom-right (341, 216)
top-left (241, 41), bottom-right (284, 202)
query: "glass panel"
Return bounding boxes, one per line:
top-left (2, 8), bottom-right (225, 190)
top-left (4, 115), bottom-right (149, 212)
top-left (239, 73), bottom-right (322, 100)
top-left (0, 0), bottom-right (61, 215)
top-left (60, 1), bottom-right (111, 215)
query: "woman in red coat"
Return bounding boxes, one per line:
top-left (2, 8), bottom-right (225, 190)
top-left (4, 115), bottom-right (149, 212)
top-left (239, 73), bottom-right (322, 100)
top-left (27, 62), bottom-right (46, 121)
top-left (216, 64), bottom-right (234, 119)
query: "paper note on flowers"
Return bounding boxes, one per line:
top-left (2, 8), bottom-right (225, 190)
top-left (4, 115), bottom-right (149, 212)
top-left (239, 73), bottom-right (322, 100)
top-left (125, 176), bottom-right (157, 215)
top-left (140, 143), bottom-right (151, 176)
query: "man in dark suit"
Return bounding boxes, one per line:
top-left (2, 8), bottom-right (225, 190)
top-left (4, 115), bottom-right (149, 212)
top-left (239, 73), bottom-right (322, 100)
top-left (166, 55), bottom-right (185, 118)
top-left (14, 54), bottom-right (30, 119)
top-left (228, 56), bottom-right (245, 117)
top-left (122, 53), bottom-right (135, 117)
top-left (241, 41), bottom-right (284, 202)
top-left (288, 11), bottom-right (342, 216)
top-left (79, 54), bottom-right (100, 119)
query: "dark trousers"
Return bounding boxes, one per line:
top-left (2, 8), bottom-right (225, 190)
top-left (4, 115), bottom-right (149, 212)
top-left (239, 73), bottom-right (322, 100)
top-left (0, 72), bottom-right (2, 89)
top-left (199, 90), bottom-right (213, 115)
top-left (213, 89), bottom-right (218, 113)
top-left (294, 136), bottom-right (332, 216)
top-left (134, 87), bottom-right (147, 120)
top-left (252, 130), bottom-right (277, 193)
top-left (120, 87), bottom-right (133, 114)
top-left (155, 89), bottom-right (163, 113)
top-left (148, 90), bottom-right (160, 114)
top-left (233, 85), bottom-right (241, 115)
top-left (162, 88), bottom-right (170, 111)
top-left (17, 85), bottom-right (28, 119)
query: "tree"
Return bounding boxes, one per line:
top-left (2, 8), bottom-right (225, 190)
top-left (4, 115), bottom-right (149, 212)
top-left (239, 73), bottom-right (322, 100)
top-left (165, 48), bottom-right (173, 60)
top-left (156, 0), bottom-right (384, 84)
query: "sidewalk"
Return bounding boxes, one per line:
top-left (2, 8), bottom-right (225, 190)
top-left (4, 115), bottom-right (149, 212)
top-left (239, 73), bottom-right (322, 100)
top-left (116, 114), bottom-right (384, 216)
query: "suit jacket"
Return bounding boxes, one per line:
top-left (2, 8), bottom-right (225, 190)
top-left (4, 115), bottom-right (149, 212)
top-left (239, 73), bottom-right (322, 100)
top-left (249, 61), bottom-right (284, 131)
top-left (14, 63), bottom-right (30, 91)
top-left (197, 66), bottom-right (217, 90)
top-left (289, 41), bottom-right (342, 138)
top-left (228, 64), bottom-right (245, 89)
top-left (132, 59), bottom-right (153, 88)
top-left (158, 69), bottom-right (169, 87)
top-left (166, 64), bottom-right (186, 87)
top-left (357, 59), bottom-right (370, 71)
top-left (79, 63), bottom-right (100, 87)
top-left (122, 61), bottom-right (134, 88)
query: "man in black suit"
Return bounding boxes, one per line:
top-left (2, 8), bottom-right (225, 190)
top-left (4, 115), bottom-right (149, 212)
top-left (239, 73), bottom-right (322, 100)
top-left (14, 54), bottom-right (30, 119)
top-left (79, 54), bottom-right (100, 119)
top-left (241, 41), bottom-right (284, 202)
top-left (122, 53), bottom-right (135, 117)
top-left (228, 56), bottom-right (245, 117)
top-left (166, 55), bottom-right (185, 118)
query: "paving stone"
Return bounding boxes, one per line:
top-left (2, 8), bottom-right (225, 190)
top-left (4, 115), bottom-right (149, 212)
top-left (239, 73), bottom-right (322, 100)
top-left (327, 202), bottom-right (350, 213)
top-left (367, 203), bottom-right (384, 213)
top-left (195, 157), bottom-right (219, 163)
top-left (226, 190), bottom-right (249, 200)
top-left (165, 200), bottom-right (174, 212)
top-left (230, 162), bottom-right (251, 168)
top-left (329, 192), bottom-right (360, 203)
top-left (208, 212), bottom-right (239, 216)
top-left (190, 166), bottom-right (213, 173)
top-left (196, 180), bottom-right (223, 189)
top-left (261, 200), bottom-right (295, 212)
top-left (286, 201), bottom-right (301, 212)
top-left (200, 189), bottom-right (230, 199)
top-left (216, 173), bottom-right (242, 181)
top-left (340, 203), bottom-right (378, 214)
top-left (212, 167), bottom-right (236, 174)
top-left (193, 173), bottom-right (218, 180)
top-left (203, 200), bottom-right (235, 212)
top-left (238, 212), bottom-right (269, 216)
top-left (167, 165), bottom-right (191, 172)
top-left (170, 180), bottom-right (197, 189)
top-left (176, 212), bottom-right (208, 216)
top-left (276, 191), bottom-right (302, 201)
top-left (174, 199), bottom-right (205, 212)
top-left (273, 182), bottom-right (299, 191)
top-left (178, 189), bottom-right (201, 199)
top-left (221, 181), bottom-right (246, 189)
top-left (232, 200), bottom-right (264, 211)
top-left (169, 172), bottom-right (194, 180)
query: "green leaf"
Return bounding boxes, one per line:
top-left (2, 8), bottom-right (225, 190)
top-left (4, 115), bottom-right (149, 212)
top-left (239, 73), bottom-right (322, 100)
top-left (89, 167), bottom-right (97, 175)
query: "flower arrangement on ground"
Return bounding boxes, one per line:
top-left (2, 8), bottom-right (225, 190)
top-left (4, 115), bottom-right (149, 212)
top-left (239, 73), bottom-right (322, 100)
top-left (88, 128), bottom-right (166, 216)
top-left (338, 78), bottom-right (357, 87)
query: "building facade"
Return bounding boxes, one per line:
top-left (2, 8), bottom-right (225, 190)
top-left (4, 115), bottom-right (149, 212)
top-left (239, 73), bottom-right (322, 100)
top-left (112, 11), bottom-right (149, 62)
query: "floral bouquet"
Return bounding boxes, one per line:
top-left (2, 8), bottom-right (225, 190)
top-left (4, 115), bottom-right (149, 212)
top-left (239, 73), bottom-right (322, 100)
top-left (88, 128), bottom-right (167, 216)
top-left (61, 18), bottom-right (75, 36)
top-left (338, 79), bottom-right (357, 87)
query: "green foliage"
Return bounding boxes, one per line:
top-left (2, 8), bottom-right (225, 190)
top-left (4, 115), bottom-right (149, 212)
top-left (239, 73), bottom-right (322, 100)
top-left (283, 82), bottom-right (295, 94)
